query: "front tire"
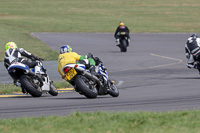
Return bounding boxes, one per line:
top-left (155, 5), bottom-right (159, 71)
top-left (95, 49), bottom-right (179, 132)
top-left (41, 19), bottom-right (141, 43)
top-left (108, 81), bottom-right (119, 97)
top-left (20, 75), bottom-right (42, 97)
top-left (49, 82), bottom-right (58, 96)
top-left (75, 75), bottom-right (98, 98)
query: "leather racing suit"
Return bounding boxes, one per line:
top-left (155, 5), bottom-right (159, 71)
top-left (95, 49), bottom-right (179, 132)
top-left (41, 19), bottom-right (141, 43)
top-left (4, 48), bottom-right (40, 85)
top-left (114, 25), bottom-right (130, 45)
top-left (185, 37), bottom-right (200, 69)
top-left (57, 52), bottom-right (95, 77)
top-left (4, 48), bottom-right (39, 69)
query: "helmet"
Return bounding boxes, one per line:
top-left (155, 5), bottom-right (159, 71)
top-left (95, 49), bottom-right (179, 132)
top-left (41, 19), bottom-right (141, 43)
top-left (119, 22), bottom-right (125, 26)
top-left (5, 42), bottom-right (18, 50)
top-left (60, 45), bottom-right (72, 54)
top-left (191, 34), bottom-right (198, 38)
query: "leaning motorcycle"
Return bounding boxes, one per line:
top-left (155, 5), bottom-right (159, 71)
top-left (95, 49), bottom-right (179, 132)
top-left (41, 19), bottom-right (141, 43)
top-left (116, 32), bottom-right (129, 52)
top-left (62, 61), bottom-right (119, 99)
top-left (8, 60), bottom-right (58, 97)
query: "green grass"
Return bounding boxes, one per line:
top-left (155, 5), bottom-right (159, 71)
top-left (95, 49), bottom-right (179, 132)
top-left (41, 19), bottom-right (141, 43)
top-left (0, 84), bottom-right (21, 94)
top-left (1, 0), bottom-right (200, 131)
top-left (0, 81), bottom-right (71, 94)
top-left (1, 111), bottom-right (200, 133)
top-left (0, 0), bottom-right (200, 61)
top-left (53, 81), bottom-right (71, 89)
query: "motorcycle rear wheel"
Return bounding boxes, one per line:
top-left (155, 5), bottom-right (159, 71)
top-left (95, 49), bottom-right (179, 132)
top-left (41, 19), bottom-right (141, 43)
top-left (120, 40), bottom-right (127, 52)
top-left (20, 75), bottom-right (42, 97)
top-left (75, 75), bottom-right (98, 98)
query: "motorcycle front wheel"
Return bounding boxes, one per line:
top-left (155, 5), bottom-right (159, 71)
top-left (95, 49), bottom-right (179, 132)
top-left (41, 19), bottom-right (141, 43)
top-left (49, 82), bottom-right (58, 96)
top-left (20, 75), bottom-right (42, 97)
top-left (74, 75), bottom-right (98, 99)
top-left (108, 82), bottom-right (119, 97)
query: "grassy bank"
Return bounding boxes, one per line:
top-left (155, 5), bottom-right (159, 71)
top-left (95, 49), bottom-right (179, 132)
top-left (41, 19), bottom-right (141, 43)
top-left (1, 111), bottom-right (200, 133)
top-left (0, 81), bottom-right (71, 95)
top-left (0, 0), bottom-right (200, 61)
top-left (0, 1), bottom-right (200, 131)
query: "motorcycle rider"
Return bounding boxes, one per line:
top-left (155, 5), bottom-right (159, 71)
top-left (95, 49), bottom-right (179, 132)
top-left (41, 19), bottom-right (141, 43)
top-left (114, 22), bottom-right (131, 46)
top-left (185, 34), bottom-right (200, 72)
top-left (57, 45), bottom-right (99, 78)
top-left (4, 42), bottom-right (41, 86)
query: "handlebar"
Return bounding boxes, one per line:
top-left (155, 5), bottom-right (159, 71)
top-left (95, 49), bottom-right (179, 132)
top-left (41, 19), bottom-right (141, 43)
top-left (117, 32), bottom-right (129, 36)
top-left (38, 58), bottom-right (44, 61)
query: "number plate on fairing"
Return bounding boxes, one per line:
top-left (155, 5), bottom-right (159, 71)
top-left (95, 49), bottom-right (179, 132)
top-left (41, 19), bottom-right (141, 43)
top-left (65, 68), bottom-right (77, 81)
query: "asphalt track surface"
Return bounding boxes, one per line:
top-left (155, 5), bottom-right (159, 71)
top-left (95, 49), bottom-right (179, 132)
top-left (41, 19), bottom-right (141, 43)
top-left (1, 33), bottom-right (200, 119)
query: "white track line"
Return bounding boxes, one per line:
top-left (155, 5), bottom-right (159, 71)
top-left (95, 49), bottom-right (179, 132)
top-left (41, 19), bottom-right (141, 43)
top-left (111, 53), bottom-right (183, 87)
top-left (116, 81), bottom-right (124, 86)
top-left (111, 53), bottom-right (183, 72)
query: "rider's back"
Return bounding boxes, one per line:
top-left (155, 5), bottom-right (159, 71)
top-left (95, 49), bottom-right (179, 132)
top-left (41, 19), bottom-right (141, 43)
top-left (4, 48), bottom-right (23, 69)
top-left (57, 52), bottom-right (81, 76)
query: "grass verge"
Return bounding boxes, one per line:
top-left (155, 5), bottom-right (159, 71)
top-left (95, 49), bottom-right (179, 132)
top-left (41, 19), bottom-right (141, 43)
top-left (0, 81), bottom-right (71, 95)
top-left (1, 111), bottom-right (200, 133)
top-left (0, 0), bottom-right (200, 61)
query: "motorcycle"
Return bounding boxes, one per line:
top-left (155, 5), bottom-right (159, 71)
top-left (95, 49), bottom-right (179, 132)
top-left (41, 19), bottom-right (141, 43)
top-left (7, 60), bottom-right (58, 97)
top-left (116, 32), bottom-right (130, 52)
top-left (62, 60), bottom-right (119, 99)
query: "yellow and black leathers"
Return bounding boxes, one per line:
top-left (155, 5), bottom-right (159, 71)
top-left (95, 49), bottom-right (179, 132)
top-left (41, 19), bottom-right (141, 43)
top-left (57, 52), bottom-right (95, 77)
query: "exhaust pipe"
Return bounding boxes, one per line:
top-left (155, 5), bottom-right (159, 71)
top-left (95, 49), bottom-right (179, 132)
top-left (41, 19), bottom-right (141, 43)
top-left (24, 70), bottom-right (44, 87)
top-left (76, 67), bottom-right (101, 85)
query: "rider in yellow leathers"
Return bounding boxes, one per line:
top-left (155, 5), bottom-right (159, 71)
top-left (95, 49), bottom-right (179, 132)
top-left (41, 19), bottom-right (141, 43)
top-left (57, 45), bottom-right (96, 78)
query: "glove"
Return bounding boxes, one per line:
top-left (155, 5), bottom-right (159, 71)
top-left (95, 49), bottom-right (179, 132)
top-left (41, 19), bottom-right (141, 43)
top-left (35, 57), bottom-right (44, 61)
top-left (31, 56), bottom-right (40, 61)
top-left (35, 57), bottom-right (40, 60)
top-left (94, 57), bottom-right (102, 65)
top-left (87, 53), bottom-right (94, 59)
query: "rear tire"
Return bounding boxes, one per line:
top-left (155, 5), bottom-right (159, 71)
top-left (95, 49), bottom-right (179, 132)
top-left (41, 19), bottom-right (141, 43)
top-left (20, 75), bottom-right (42, 97)
top-left (120, 40), bottom-right (127, 52)
top-left (75, 75), bottom-right (98, 98)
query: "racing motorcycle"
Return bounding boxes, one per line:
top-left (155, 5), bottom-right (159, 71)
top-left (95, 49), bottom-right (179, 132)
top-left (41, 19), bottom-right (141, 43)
top-left (62, 59), bottom-right (119, 99)
top-left (116, 32), bottom-right (130, 52)
top-left (7, 60), bottom-right (58, 97)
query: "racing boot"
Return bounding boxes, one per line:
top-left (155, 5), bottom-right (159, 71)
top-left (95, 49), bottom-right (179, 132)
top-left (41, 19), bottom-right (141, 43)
top-left (34, 61), bottom-right (46, 75)
top-left (13, 80), bottom-right (21, 87)
top-left (187, 55), bottom-right (195, 68)
top-left (127, 38), bottom-right (131, 46)
top-left (21, 87), bottom-right (27, 94)
top-left (116, 39), bottom-right (120, 47)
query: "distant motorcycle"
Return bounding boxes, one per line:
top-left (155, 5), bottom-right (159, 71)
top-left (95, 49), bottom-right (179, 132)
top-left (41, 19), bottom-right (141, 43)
top-left (8, 60), bottom-right (58, 97)
top-left (62, 59), bottom-right (119, 99)
top-left (116, 32), bottom-right (130, 52)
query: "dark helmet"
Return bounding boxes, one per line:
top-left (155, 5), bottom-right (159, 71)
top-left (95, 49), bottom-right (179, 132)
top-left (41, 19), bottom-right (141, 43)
top-left (191, 34), bottom-right (198, 38)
